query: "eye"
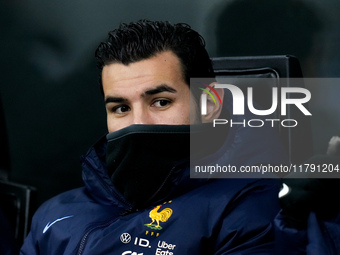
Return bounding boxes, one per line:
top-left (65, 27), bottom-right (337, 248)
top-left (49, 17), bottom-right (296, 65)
top-left (152, 99), bottom-right (172, 108)
top-left (112, 105), bottom-right (130, 115)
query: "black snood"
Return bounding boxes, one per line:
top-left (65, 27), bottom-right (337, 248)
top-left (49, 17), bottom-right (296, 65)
top-left (106, 125), bottom-right (190, 208)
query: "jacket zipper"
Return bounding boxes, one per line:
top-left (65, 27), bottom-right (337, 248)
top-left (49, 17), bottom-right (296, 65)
top-left (77, 159), bottom-right (135, 254)
top-left (76, 217), bottom-right (120, 255)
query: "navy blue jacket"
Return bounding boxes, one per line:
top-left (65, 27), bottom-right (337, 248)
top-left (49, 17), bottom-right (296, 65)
top-left (21, 148), bottom-right (281, 254)
top-left (21, 143), bottom-right (284, 254)
top-left (21, 93), bottom-right (287, 254)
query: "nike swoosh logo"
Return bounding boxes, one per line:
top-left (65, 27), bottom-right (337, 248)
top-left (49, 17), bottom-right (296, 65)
top-left (43, 215), bottom-right (74, 234)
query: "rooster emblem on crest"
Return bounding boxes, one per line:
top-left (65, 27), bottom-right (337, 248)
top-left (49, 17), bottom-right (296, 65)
top-left (145, 205), bottom-right (173, 230)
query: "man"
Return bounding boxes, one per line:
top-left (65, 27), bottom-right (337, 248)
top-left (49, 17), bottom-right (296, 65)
top-left (21, 20), bottom-right (286, 254)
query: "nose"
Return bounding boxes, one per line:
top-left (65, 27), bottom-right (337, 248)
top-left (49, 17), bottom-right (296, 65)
top-left (131, 108), bottom-right (154, 125)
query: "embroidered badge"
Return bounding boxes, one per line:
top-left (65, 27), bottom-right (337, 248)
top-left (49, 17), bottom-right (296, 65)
top-left (144, 204), bottom-right (173, 230)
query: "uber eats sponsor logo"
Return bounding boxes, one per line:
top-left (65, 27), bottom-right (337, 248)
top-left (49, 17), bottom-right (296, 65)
top-left (156, 241), bottom-right (176, 255)
top-left (200, 84), bottom-right (311, 128)
top-left (120, 234), bottom-right (177, 255)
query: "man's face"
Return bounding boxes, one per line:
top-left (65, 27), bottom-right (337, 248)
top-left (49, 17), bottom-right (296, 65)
top-left (102, 51), bottom-right (199, 133)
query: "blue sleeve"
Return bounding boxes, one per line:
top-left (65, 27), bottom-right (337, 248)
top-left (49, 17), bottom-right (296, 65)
top-left (214, 179), bottom-right (281, 254)
top-left (274, 210), bottom-right (307, 255)
top-left (20, 212), bottom-right (40, 255)
top-left (20, 232), bottom-right (39, 255)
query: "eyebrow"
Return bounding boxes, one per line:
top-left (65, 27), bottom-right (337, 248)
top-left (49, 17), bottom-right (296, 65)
top-left (143, 84), bottom-right (177, 96)
top-left (105, 84), bottom-right (177, 105)
top-left (105, 97), bottom-right (127, 105)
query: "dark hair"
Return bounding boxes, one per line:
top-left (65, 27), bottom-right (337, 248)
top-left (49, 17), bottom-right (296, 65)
top-left (95, 20), bottom-right (214, 96)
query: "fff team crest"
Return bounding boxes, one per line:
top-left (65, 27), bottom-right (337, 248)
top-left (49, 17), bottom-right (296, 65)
top-left (144, 201), bottom-right (173, 232)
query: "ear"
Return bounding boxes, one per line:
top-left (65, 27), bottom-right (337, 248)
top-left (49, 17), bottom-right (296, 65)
top-left (201, 82), bottom-right (225, 123)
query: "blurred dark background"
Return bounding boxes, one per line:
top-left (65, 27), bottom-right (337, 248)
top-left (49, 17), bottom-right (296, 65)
top-left (1, 0), bottom-right (340, 207)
